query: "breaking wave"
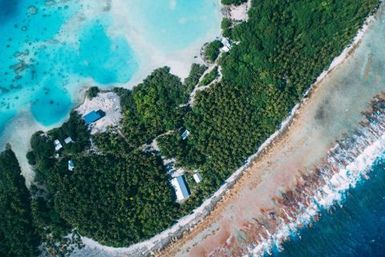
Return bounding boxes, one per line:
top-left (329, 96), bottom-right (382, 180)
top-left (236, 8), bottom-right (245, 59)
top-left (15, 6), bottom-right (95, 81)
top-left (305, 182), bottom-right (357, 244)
top-left (248, 95), bottom-right (385, 257)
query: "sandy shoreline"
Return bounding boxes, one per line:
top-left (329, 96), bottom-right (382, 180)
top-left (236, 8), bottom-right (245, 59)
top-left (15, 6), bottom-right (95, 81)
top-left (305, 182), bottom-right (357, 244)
top-left (154, 5), bottom-right (385, 257)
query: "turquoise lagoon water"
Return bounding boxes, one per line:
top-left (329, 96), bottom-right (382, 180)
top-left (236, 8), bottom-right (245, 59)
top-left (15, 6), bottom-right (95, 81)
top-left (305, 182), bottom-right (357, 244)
top-left (0, 0), bottom-right (137, 130)
top-left (0, 0), bottom-right (221, 134)
top-left (124, 0), bottom-right (222, 52)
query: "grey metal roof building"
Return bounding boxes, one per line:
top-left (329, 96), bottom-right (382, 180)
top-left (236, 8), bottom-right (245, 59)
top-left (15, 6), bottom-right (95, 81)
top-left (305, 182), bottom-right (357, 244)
top-left (170, 175), bottom-right (190, 202)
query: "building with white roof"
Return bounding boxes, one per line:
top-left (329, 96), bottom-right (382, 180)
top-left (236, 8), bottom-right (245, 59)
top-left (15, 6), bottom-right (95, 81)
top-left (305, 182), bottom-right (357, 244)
top-left (170, 175), bottom-right (190, 202)
top-left (64, 137), bottom-right (73, 144)
top-left (54, 139), bottom-right (63, 151)
top-left (68, 160), bottom-right (75, 171)
top-left (193, 173), bottom-right (202, 183)
top-left (221, 37), bottom-right (232, 52)
top-left (181, 129), bottom-right (190, 140)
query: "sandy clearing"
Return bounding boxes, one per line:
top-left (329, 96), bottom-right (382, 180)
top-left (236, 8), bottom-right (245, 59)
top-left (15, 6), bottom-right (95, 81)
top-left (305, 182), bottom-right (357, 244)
top-left (76, 92), bottom-right (122, 135)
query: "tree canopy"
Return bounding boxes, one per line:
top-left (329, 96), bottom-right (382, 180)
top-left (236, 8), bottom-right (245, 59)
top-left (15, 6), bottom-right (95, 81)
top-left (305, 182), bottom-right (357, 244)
top-left (0, 147), bottom-right (40, 257)
top-left (221, 0), bottom-right (247, 6)
top-left (203, 40), bottom-right (223, 63)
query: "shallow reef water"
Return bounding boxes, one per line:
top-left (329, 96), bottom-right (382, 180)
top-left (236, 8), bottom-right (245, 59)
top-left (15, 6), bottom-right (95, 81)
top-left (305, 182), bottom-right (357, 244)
top-left (0, 0), bottom-right (137, 129)
top-left (0, 0), bottom-right (220, 134)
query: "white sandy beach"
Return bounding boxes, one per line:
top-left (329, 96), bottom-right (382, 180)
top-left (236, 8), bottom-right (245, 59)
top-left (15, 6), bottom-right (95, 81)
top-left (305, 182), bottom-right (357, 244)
top-left (0, 111), bottom-right (45, 187)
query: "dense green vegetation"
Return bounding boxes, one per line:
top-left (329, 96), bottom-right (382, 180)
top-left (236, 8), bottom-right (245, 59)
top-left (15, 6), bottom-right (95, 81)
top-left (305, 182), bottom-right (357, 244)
top-left (87, 86), bottom-right (100, 99)
top-left (0, 146), bottom-right (81, 257)
top-left (201, 67), bottom-right (219, 86)
top-left (52, 151), bottom-right (177, 246)
top-left (94, 67), bottom-right (187, 153)
top-left (29, 77), bottom-right (182, 246)
top-left (183, 63), bottom-right (207, 94)
top-left (132, 67), bottom-right (185, 132)
top-left (27, 112), bottom-right (90, 182)
top-left (27, 0), bottom-right (380, 248)
top-left (221, 18), bottom-right (233, 37)
top-left (0, 147), bottom-right (40, 257)
top-left (203, 40), bottom-right (223, 63)
top-left (221, 0), bottom-right (247, 5)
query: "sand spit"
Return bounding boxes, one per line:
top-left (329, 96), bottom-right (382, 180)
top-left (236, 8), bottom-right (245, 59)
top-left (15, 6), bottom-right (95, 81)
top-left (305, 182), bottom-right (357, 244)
top-left (0, 111), bottom-right (45, 187)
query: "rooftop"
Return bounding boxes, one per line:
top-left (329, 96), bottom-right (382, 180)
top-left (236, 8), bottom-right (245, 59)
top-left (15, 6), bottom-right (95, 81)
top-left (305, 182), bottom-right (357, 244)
top-left (68, 160), bottom-right (75, 171)
top-left (64, 137), bottom-right (73, 144)
top-left (181, 129), bottom-right (190, 140)
top-left (170, 175), bottom-right (190, 202)
top-left (193, 173), bottom-right (202, 183)
top-left (54, 139), bottom-right (63, 151)
top-left (83, 110), bottom-right (106, 125)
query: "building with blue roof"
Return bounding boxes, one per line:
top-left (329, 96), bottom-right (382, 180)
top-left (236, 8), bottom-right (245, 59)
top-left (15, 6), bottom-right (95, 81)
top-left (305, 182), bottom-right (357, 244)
top-left (83, 110), bottom-right (105, 125)
top-left (170, 175), bottom-right (190, 202)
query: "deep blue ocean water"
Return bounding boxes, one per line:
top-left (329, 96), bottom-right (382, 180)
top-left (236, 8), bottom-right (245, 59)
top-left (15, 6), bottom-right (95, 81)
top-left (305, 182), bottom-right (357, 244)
top-left (268, 153), bottom-right (385, 257)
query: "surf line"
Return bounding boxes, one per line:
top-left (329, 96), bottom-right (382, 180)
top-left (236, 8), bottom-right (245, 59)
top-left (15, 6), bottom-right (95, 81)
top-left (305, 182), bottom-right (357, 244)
top-left (248, 94), bottom-right (385, 256)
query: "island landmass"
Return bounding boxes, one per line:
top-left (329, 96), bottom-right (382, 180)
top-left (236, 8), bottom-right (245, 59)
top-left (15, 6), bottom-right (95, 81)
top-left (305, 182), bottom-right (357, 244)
top-left (0, 0), bottom-right (381, 256)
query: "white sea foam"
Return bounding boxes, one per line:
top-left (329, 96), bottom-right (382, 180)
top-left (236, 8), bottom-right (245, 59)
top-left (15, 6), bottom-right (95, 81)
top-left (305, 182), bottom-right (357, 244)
top-left (248, 110), bottom-right (385, 257)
